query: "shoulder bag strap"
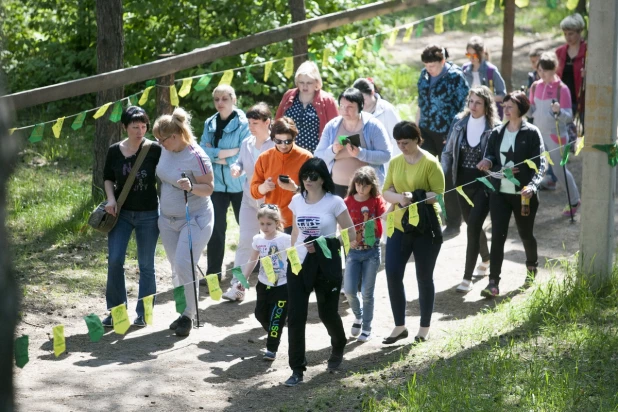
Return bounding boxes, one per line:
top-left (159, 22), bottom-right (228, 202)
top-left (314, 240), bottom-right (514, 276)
top-left (116, 140), bottom-right (152, 209)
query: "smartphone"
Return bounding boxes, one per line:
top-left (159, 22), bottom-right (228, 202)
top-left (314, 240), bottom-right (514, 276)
top-left (346, 134), bottom-right (361, 147)
top-left (279, 174), bottom-right (290, 183)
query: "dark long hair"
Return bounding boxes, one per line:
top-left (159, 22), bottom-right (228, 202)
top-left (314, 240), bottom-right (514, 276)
top-left (297, 158), bottom-right (335, 197)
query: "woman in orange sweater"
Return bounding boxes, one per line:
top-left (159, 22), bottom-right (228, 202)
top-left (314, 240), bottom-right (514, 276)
top-left (250, 117), bottom-right (313, 233)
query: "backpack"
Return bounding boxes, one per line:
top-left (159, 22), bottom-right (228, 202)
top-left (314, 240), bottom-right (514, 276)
top-left (530, 80), bottom-right (578, 145)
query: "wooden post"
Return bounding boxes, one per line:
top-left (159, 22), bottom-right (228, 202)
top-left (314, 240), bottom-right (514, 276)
top-left (156, 53), bottom-right (175, 118)
top-left (501, 0), bottom-right (515, 92)
top-left (289, 0), bottom-right (308, 72)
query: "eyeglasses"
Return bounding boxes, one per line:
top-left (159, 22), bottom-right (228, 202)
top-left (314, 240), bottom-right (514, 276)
top-left (301, 172), bottom-right (320, 182)
top-left (273, 138), bottom-right (294, 145)
top-left (466, 53), bottom-right (479, 59)
top-left (260, 203), bottom-right (279, 211)
top-left (156, 134), bottom-right (174, 144)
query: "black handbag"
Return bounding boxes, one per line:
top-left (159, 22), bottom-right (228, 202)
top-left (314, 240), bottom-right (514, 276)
top-left (88, 140), bottom-right (152, 233)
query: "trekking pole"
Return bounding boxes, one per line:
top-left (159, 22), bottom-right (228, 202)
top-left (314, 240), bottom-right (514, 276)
top-left (181, 172), bottom-right (201, 328)
top-left (552, 100), bottom-right (575, 223)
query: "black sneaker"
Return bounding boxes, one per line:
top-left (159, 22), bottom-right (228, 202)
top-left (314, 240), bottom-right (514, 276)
top-left (133, 316), bottom-right (147, 327)
top-left (327, 351), bottom-right (344, 370)
top-left (102, 315), bottom-right (113, 328)
top-left (284, 373), bottom-right (303, 387)
top-left (175, 316), bottom-right (192, 337)
top-left (169, 315), bottom-right (182, 330)
top-left (480, 280), bottom-right (499, 298)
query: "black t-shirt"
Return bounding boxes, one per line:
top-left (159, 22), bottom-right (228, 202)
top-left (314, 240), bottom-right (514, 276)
top-left (103, 139), bottom-right (162, 211)
top-left (213, 111), bottom-right (237, 148)
top-left (561, 55), bottom-right (577, 106)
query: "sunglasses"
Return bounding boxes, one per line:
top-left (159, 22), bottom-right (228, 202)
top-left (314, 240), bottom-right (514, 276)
top-left (273, 138), bottom-right (294, 145)
top-left (465, 53), bottom-right (479, 59)
top-left (301, 172), bottom-right (320, 182)
top-left (260, 203), bottom-right (279, 211)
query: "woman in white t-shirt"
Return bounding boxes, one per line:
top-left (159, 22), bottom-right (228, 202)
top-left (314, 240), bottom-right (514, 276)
top-left (283, 158), bottom-right (355, 387)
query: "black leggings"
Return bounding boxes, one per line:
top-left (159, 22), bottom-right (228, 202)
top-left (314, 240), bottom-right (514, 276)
top-left (255, 281), bottom-right (288, 353)
top-left (489, 192), bottom-right (539, 285)
top-left (206, 191), bottom-right (242, 275)
top-left (458, 182), bottom-right (490, 280)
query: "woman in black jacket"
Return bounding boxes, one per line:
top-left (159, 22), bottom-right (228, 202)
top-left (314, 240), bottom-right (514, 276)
top-left (477, 91), bottom-right (547, 298)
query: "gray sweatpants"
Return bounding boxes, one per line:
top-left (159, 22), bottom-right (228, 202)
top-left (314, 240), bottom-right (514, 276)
top-left (159, 210), bottom-right (214, 319)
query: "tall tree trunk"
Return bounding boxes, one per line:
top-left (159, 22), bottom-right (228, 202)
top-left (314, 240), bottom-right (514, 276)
top-left (288, 0), bottom-right (308, 72)
top-left (501, 0), bottom-right (516, 92)
top-left (93, 0), bottom-right (124, 198)
top-left (0, 82), bottom-right (20, 412)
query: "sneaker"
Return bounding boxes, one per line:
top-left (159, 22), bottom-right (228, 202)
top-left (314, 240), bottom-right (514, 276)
top-left (456, 279), bottom-right (473, 293)
top-left (169, 315), bottom-right (182, 330)
top-left (102, 315), bottom-right (113, 328)
top-left (133, 316), bottom-right (147, 327)
top-left (357, 331), bottom-right (372, 342)
top-left (175, 315), bottom-right (192, 337)
top-left (562, 201), bottom-right (581, 217)
top-left (263, 350), bottom-right (276, 361)
top-left (473, 261), bottom-right (489, 278)
top-left (350, 319), bottom-right (362, 338)
top-left (327, 351), bottom-right (344, 370)
top-left (524, 267), bottom-right (538, 287)
top-left (221, 282), bottom-right (245, 302)
top-left (284, 373), bottom-right (303, 387)
top-left (480, 280), bottom-right (499, 298)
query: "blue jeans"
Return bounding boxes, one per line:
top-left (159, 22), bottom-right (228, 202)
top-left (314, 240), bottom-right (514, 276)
top-left (343, 247), bottom-right (381, 332)
top-left (106, 209), bottom-right (159, 317)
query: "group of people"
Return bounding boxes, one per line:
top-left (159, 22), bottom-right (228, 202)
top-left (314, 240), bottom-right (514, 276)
top-left (99, 12), bottom-right (586, 387)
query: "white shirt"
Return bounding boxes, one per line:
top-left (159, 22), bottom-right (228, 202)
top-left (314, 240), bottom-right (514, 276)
top-left (252, 232), bottom-right (291, 286)
top-left (466, 115), bottom-right (486, 147)
top-left (471, 71), bottom-right (481, 87)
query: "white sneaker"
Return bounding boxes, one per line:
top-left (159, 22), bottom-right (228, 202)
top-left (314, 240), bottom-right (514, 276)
top-left (357, 331), bottom-right (372, 342)
top-left (350, 319), bottom-right (362, 337)
top-left (221, 282), bottom-right (245, 302)
top-left (456, 279), bottom-right (473, 293)
top-left (473, 261), bottom-right (489, 278)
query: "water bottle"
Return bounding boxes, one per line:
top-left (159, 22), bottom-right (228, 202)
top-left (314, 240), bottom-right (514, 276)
top-left (521, 186), bottom-right (530, 217)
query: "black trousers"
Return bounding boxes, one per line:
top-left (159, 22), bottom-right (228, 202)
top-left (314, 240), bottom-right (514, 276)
top-left (421, 128), bottom-right (461, 229)
top-left (286, 257), bottom-right (346, 374)
top-left (206, 191), bottom-right (242, 276)
top-left (489, 192), bottom-right (539, 285)
top-left (255, 281), bottom-right (288, 353)
top-left (458, 182), bottom-right (490, 280)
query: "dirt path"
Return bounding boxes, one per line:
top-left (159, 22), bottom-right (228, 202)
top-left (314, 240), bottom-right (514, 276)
top-left (13, 32), bottom-right (602, 412)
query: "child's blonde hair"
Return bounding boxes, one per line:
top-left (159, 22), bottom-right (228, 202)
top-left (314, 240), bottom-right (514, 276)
top-left (347, 166), bottom-right (381, 198)
top-left (257, 204), bottom-right (285, 232)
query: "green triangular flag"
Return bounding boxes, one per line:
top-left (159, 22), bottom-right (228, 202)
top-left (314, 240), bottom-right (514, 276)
top-left (592, 143), bottom-right (618, 167)
top-left (71, 112), bottom-right (87, 130)
top-left (129, 94), bottom-right (139, 106)
top-left (245, 66), bottom-right (256, 84)
top-left (83, 314), bottom-right (104, 342)
top-left (109, 102), bottom-right (123, 123)
top-left (308, 52), bottom-right (317, 62)
top-left (145, 79), bottom-right (156, 87)
top-left (173, 285), bottom-right (187, 314)
top-left (502, 168), bottom-right (521, 186)
top-left (546, 0), bottom-right (557, 8)
top-left (363, 220), bottom-right (376, 247)
top-left (335, 45), bottom-right (347, 62)
top-left (436, 194), bottom-right (447, 220)
top-left (476, 176), bottom-right (496, 191)
top-left (372, 35), bottom-right (383, 52)
top-left (470, 2), bottom-right (481, 18)
top-left (14, 335), bottom-right (29, 368)
top-left (28, 124), bottom-right (44, 143)
top-left (193, 74), bottom-right (213, 91)
top-left (314, 236), bottom-right (332, 259)
top-left (415, 21), bottom-right (425, 37)
top-left (232, 266), bottom-right (250, 289)
top-left (447, 12), bottom-right (456, 30)
top-left (560, 143), bottom-right (572, 166)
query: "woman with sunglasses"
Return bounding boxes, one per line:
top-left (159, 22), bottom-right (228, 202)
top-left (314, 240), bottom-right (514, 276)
top-left (284, 158), bottom-right (355, 387)
top-left (250, 117), bottom-right (313, 234)
top-left (462, 36), bottom-right (506, 116)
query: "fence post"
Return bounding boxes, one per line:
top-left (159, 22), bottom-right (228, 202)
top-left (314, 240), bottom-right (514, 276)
top-left (156, 53), bottom-right (175, 117)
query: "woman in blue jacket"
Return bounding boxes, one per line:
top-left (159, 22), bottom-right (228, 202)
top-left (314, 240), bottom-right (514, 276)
top-left (200, 85), bottom-right (251, 277)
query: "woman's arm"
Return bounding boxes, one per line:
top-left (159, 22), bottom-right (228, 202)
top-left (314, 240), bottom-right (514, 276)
top-left (383, 185), bottom-right (408, 207)
top-left (441, 119), bottom-right (458, 174)
top-left (313, 121), bottom-right (338, 164)
top-left (178, 172), bottom-right (214, 197)
top-left (355, 121), bottom-right (392, 165)
top-left (336, 209), bottom-right (356, 243)
top-left (242, 249), bottom-right (260, 280)
top-left (104, 180), bottom-right (117, 216)
top-left (291, 216), bottom-right (299, 245)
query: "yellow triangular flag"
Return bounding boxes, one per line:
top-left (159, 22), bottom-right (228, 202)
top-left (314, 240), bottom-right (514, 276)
top-left (388, 29), bottom-right (399, 46)
top-left (486, 0), bottom-right (495, 15)
top-left (524, 159), bottom-right (539, 173)
top-left (264, 61), bottom-right (273, 82)
top-left (515, 0), bottom-right (529, 7)
top-left (575, 136), bottom-right (584, 156)
top-left (178, 78), bottom-right (192, 97)
top-left (219, 70), bottom-right (234, 86)
top-left (408, 204), bottom-right (420, 226)
top-left (170, 85), bottom-right (179, 106)
top-left (143, 295), bottom-right (154, 325)
top-left (566, 0), bottom-right (578, 10)
top-left (355, 38), bottom-right (365, 58)
top-left (461, 4), bottom-right (470, 25)
top-left (53, 325), bottom-right (66, 358)
top-left (138, 86), bottom-right (154, 105)
top-left (261, 256), bottom-right (277, 284)
top-left (542, 151), bottom-right (554, 166)
top-left (206, 274), bottom-right (222, 300)
top-left (284, 57), bottom-right (294, 79)
top-left (93, 102), bottom-right (112, 119)
top-left (287, 247), bottom-right (302, 275)
top-left (386, 213), bottom-right (395, 237)
top-left (322, 48), bottom-right (331, 68)
top-left (111, 303), bottom-right (130, 335)
top-left (52, 117), bottom-right (65, 138)
top-left (434, 14), bottom-right (444, 34)
top-left (340, 229), bottom-right (350, 254)
top-left (9, 128), bottom-right (16, 135)
top-left (456, 186), bottom-right (474, 207)
top-left (403, 26), bottom-right (414, 42)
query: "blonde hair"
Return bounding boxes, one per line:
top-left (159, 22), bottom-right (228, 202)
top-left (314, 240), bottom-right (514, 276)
top-left (152, 107), bottom-right (195, 145)
top-left (212, 84), bottom-right (237, 102)
top-left (257, 205), bottom-right (285, 232)
top-left (347, 166), bottom-right (381, 198)
top-left (294, 61), bottom-right (323, 90)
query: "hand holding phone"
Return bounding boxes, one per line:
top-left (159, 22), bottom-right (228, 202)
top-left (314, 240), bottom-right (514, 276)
top-left (279, 175), bottom-right (290, 183)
